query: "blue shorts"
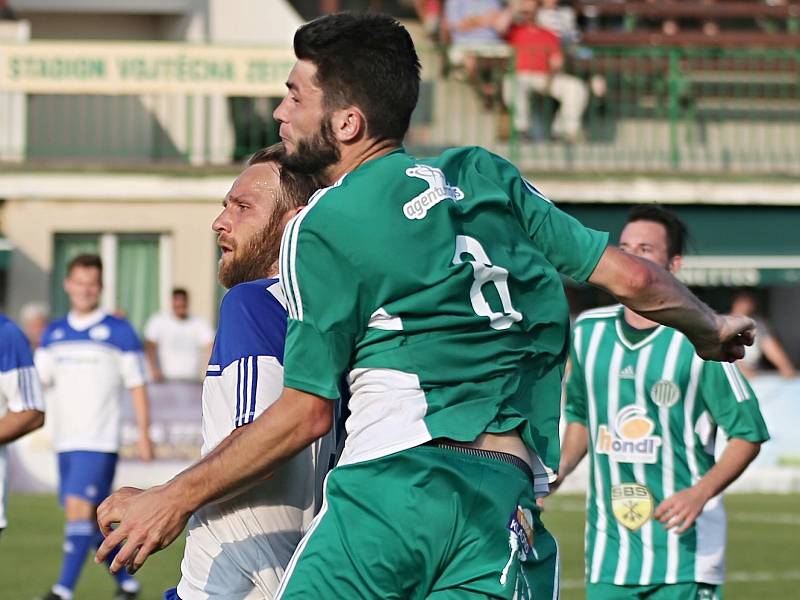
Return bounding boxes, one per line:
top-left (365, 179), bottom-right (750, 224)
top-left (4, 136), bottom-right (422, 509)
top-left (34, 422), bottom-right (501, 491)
top-left (163, 588), bottom-right (181, 600)
top-left (57, 451), bottom-right (118, 506)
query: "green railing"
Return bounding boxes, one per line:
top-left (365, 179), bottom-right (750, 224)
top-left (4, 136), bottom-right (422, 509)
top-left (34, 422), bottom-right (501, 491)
top-left (1, 45), bottom-right (799, 173)
top-left (412, 45), bottom-right (800, 173)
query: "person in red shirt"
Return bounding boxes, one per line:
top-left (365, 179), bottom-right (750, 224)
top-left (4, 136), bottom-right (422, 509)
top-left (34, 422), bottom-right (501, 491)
top-left (498, 0), bottom-right (588, 141)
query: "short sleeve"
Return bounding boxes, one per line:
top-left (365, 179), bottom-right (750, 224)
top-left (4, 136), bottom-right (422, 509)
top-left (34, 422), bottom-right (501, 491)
top-left (34, 346), bottom-right (54, 387)
top-left (699, 361), bottom-right (769, 443)
top-left (280, 210), bottom-right (370, 400)
top-left (564, 331), bottom-right (588, 425)
top-left (498, 155), bottom-right (608, 281)
top-left (113, 320), bottom-right (147, 389)
top-left (143, 314), bottom-right (161, 343)
top-left (0, 320), bottom-right (44, 412)
top-left (216, 282), bottom-right (288, 429)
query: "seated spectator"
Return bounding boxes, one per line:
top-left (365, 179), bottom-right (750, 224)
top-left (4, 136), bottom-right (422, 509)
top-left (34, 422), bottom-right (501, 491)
top-left (731, 289), bottom-right (796, 379)
top-left (19, 301), bottom-right (49, 349)
top-left (441, 0), bottom-right (509, 107)
top-left (498, 0), bottom-right (589, 141)
top-left (536, 0), bottom-right (580, 47)
top-left (412, 0), bottom-right (443, 37)
top-left (144, 288), bottom-right (214, 382)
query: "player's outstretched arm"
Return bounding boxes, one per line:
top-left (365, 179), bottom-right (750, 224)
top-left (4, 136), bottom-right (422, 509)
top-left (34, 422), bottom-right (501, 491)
top-left (95, 386), bottom-right (331, 575)
top-left (130, 385), bottom-right (154, 462)
top-left (0, 408), bottom-right (44, 444)
top-left (588, 246), bottom-right (754, 362)
top-left (654, 438), bottom-right (761, 534)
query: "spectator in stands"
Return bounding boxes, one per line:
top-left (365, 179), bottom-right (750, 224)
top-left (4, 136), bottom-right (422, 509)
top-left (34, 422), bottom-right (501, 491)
top-left (441, 0), bottom-right (508, 107)
top-left (19, 302), bottom-right (49, 349)
top-left (144, 289), bottom-right (214, 383)
top-left (536, 0), bottom-right (580, 47)
top-left (731, 289), bottom-right (796, 379)
top-left (412, 0), bottom-right (443, 37)
top-left (0, 0), bottom-right (17, 20)
top-left (498, 0), bottom-right (589, 141)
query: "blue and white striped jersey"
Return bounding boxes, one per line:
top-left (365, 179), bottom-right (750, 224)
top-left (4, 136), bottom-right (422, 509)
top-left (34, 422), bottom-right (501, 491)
top-left (201, 278), bottom-right (288, 455)
top-left (178, 277), bottom-right (336, 599)
top-left (35, 309), bottom-right (147, 453)
top-left (0, 314), bottom-right (44, 529)
top-left (0, 314), bottom-right (44, 417)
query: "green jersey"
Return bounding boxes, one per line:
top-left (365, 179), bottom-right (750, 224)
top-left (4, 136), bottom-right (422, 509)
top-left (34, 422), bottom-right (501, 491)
top-left (279, 146), bottom-right (607, 491)
top-left (566, 305), bottom-right (770, 587)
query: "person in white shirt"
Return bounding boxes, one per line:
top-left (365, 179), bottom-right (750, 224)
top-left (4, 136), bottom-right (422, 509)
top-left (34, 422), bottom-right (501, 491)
top-left (144, 289), bottom-right (214, 382)
top-left (34, 254), bottom-right (153, 600)
top-left (97, 144), bottom-right (333, 600)
top-left (0, 313), bottom-right (45, 539)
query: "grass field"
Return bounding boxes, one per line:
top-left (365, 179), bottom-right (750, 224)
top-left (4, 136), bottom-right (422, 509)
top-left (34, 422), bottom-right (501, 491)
top-left (1, 493), bottom-right (798, 599)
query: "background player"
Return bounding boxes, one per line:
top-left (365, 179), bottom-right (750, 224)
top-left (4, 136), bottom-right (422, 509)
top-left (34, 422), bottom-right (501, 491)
top-left (0, 314), bottom-right (45, 540)
top-left (96, 14), bottom-right (756, 599)
top-left (557, 205), bottom-right (769, 599)
top-left (102, 144), bottom-right (328, 600)
top-left (34, 254), bottom-right (153, 600)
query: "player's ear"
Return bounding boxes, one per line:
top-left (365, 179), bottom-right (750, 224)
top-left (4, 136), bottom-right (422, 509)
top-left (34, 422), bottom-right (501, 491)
top-left (279, 206), bottom-right (305, 230)
top-left (668, 254), bottom-right (682, 274)
top-left (331, 106), bottom-right (366, 143)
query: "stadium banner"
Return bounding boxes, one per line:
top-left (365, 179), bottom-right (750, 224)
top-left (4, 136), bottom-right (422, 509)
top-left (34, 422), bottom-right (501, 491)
top-left (10, 377), bottom-right (800, 494)
top-left (0, 42), bottom-right (295, 95)
top-left (8, 381), bottom-right (203, 493)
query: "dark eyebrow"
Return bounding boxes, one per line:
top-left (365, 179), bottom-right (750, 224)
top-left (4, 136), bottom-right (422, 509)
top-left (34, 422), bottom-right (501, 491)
top-left (286, 80), bottom-right (298, 92)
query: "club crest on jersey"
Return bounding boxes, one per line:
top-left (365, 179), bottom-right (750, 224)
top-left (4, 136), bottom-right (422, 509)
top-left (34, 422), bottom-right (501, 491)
top-left (596, 405), bottom-right (662, 464)
top-left (89, 324), bottom-right (111, 341)
top-left (611, 483), bottom-right (654, 531)
top-left (403, 165), bottom-right (464, 220)
top-left (650, 379), bottom-right (681, 408)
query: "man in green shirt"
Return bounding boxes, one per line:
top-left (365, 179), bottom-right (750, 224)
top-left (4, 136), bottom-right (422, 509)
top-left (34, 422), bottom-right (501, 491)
top-left (559, 205), bottom-right (769, 600)
top-left (96, 14), bottom-right (757, 599)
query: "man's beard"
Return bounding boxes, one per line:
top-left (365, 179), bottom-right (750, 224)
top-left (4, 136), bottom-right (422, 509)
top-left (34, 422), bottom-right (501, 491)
top-left (218, 210), bottom-right (286, 289)
top-left (282, 116), bottom-right (341, 176)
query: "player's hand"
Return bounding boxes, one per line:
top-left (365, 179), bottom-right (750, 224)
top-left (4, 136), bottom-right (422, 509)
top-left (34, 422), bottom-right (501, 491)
top-left (94, 483), bottom-right (191, 575)
top-left (654, 486), bottom-right (710, 534)
top-left (692, 314), bottom-right (755, 363)
top-left (97, 486), bottom-right (144, 536)
top-left (137, 435), bottom-right (155, 462)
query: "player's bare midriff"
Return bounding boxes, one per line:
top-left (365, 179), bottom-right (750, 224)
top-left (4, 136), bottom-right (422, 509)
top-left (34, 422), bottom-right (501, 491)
top-left (436, 430), bottom-right (534, 470)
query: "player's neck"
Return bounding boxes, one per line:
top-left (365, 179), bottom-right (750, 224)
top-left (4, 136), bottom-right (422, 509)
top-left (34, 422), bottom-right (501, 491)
top-left (623, 306), bottom-right (658, 330)
top-left (325, 138), bottom-right (401, 183)
top-left (70, 305), bottom-right (101, 318)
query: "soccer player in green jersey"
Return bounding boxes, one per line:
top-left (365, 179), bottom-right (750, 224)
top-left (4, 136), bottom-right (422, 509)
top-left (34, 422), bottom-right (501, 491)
top-left (96, 14), bottom-right (758, 599)
top-left (558, 205), bottom-right (770, 600)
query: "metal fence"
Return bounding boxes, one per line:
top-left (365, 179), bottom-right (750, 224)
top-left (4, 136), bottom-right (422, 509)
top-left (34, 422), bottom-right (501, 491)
top-left (1, 43), bottom-right (799, 173)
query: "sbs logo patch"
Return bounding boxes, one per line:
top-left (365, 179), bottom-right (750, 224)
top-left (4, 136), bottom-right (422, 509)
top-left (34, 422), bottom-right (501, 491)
top-left (611, 483), bottom-right (654, 531)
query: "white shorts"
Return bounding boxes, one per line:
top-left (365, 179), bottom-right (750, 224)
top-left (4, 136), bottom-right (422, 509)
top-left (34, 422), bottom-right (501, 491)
top-left (176, 439), bottom-right (332, 599)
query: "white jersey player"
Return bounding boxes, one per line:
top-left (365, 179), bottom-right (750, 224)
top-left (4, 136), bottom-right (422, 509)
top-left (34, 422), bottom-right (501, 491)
top-left (0, 314), bottom-right (45, 537)
top-left (98, 144), bottom-right (331, 600)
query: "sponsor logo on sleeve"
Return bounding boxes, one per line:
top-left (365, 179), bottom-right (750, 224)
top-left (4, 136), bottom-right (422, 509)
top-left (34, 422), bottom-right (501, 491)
top-left (403, 165), bottom-right (464, 220)
top-left (611, 483), bottom-right (654, 531)
top-left (596, 405), bottom-right (662, 464)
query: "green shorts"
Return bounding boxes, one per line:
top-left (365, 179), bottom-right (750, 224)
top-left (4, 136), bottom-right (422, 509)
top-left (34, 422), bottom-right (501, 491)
top-left (587, 582), bottom-right (721, 599)
top-left (275, 443), bottom-right (559, 599)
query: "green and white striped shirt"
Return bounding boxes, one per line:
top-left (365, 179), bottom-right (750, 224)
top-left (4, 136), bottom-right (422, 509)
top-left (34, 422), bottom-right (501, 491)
top-left (566, 305), bottom-right (769, 586)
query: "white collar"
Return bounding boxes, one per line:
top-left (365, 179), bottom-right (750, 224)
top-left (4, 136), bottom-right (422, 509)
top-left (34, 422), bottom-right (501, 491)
top-left (67, 308), bottom-right (107, 331)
